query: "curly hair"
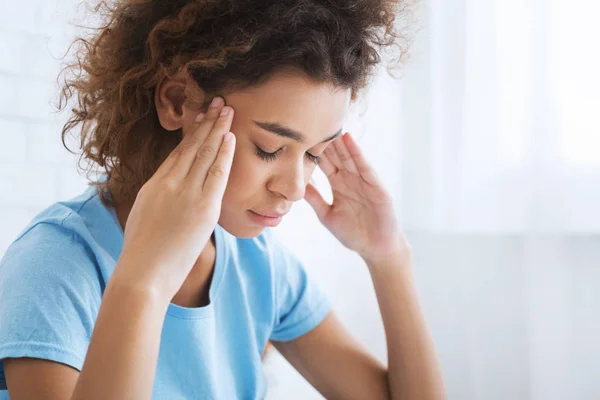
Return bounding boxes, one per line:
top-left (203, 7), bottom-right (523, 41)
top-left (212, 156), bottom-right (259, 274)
top-left (56, 0), bottom-right (415, 207)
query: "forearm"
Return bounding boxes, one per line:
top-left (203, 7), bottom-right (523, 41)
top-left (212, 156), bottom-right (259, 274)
top-left (71, 271), bottom-right (169, 400)
top-left (366, 251), bottom-right (446, 400)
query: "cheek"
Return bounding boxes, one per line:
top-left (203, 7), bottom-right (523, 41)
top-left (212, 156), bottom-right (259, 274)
top-left (222, 153), bottom-right (259, 208)
top-left (227, 148), bottom-right (267, 188)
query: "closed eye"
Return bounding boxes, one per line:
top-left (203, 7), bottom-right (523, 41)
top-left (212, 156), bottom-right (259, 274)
top-left (254, 146), bottom-right (320, 165)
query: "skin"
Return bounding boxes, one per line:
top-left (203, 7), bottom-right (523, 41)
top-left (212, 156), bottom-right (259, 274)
top-left (3, 69), bottom-right (446, 400)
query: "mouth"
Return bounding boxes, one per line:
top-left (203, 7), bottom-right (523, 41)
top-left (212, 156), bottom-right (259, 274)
top-left (247, 209), bottom-right (288, 227)
top-left (251, 210), bottom-right (288, 218)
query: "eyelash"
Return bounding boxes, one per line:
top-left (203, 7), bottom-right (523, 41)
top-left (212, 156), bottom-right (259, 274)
top-left (254, 146), bottom-right (321, 165)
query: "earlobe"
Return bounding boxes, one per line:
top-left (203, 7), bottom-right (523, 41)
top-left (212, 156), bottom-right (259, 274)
top-left (154, 78), bottom-right (187, 131)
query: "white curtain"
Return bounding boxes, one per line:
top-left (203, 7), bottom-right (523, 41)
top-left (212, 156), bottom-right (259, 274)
top-left (401, 0), bottom-right (600, 234)
top-left (395, 0), bottom-right (600, 399)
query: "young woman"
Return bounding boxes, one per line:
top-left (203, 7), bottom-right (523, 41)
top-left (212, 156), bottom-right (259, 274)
top-left (0, 0), bottom-right (445, 399)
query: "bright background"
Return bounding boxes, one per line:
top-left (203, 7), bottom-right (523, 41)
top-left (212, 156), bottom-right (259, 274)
top-left (1, 0), bottom-right (599, 399)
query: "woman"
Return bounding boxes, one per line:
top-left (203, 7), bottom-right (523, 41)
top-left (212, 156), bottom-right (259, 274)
top-left (0, 0), bottom-right (445, 398)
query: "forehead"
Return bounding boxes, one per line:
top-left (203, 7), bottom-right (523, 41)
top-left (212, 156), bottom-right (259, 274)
top-left (224, 71), bottom-right (351, 142)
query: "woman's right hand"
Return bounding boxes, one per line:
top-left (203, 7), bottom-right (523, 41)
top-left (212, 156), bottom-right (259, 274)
top-left (111, 96), bottom-right (236, 301)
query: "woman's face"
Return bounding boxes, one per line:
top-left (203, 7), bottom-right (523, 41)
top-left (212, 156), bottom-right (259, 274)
top-left (175, 71), bottom-right (351, 238)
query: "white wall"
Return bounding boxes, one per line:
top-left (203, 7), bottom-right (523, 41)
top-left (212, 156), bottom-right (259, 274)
top-left (0, 0), bottom-right (89, 254)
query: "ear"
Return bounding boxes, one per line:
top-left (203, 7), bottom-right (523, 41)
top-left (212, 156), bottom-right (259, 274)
top-left (154, 76), bottom-right (203, 131)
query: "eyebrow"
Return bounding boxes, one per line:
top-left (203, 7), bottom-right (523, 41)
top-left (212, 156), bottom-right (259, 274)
top-left (253, 120), bottom-right (342, 144)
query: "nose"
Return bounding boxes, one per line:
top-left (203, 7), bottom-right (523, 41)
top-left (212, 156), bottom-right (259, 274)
top-left (267, 158), bottom-right (306, 202)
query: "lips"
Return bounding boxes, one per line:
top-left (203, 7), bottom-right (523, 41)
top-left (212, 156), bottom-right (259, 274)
top-left (251, 210), bottom-right (289, 218)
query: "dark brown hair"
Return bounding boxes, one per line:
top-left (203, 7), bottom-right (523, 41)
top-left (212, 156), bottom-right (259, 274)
top-left (57, 0), bottom-right (415, 207)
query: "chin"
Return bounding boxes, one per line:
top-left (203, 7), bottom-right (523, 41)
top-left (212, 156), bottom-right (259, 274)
top-left (218, 216), bottom-right (266, 239)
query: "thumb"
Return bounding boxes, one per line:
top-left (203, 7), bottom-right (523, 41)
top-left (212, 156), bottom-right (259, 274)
top-left (304, 182), bottom-right (330, 222)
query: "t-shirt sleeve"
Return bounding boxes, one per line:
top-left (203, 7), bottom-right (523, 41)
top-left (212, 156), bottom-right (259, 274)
top-left (0, 221), bottom-right (103, 389)
top-left (268, 232), bottom-right (332, 342)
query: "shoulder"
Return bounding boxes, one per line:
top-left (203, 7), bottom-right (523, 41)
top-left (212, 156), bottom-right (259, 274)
top-left (1, 206), bottom-right (103, 296)
top-left (5, 184), bottom-right (100, 258)
top-left (0, 209), bottom-right (103, 380)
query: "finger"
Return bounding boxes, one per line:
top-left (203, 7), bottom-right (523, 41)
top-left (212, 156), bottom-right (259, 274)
top-left (187, 105), bottom-right (235, 187)
top-left (153, 143), bottom-right (184, 180)
top-left (332, 132), bottom-right (359, 174)
top-left (343, 132), bottom-right (381, 185)
top-left (323, 142), bottom-right (343, 169)
top-left (304, 182), bottom-right (330, 222)
top-left (202, 132), bottom-right (236, 197)
top-left (170, 96), bottom-right (229, 181)
top-left (153, 113), bottom-right (206, 180)
top-left (317, 149), bottom-right (338, 178)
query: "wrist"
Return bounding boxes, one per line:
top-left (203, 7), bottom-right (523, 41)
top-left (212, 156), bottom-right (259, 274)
top-left (108, 259), bottom-right (173, 308)
top-left (361, 233), bottom-right (413, 268)
top-left (364, 251), bottom-right (413, 274)
top-left (106, 276), bottom-right (171, 313)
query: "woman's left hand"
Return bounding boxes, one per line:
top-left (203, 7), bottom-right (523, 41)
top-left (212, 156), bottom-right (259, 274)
top-left (304, 132), bottom-right (410, 264)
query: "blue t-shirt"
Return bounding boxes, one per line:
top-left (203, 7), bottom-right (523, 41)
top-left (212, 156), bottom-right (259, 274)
top-left (0, 181), bottom-right (331, 399)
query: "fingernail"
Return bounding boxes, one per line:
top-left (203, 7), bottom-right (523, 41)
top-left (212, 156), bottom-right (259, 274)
top-left (195, 113), bottom-right (205, 122)
top-left (210, 96), bottom-right (223, 108)
top-left (224, 132), bottom-right (234, 142)
top-left (220, 106), bottom-right (229, 116)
